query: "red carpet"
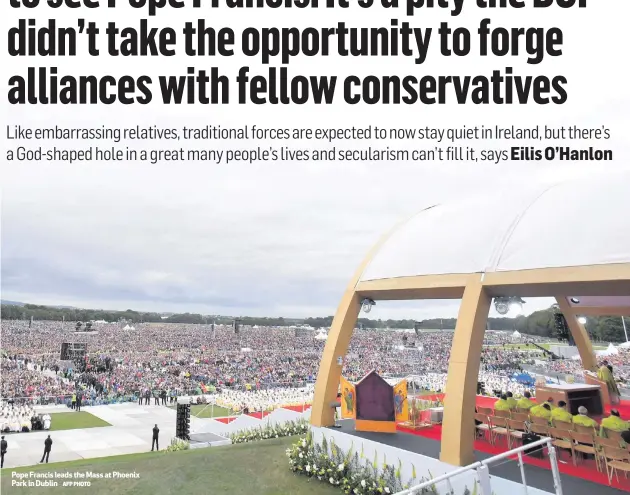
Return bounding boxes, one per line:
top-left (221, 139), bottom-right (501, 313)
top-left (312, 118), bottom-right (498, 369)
top-left (400, 396), bottom-right (630, 492)
top-left (246, 411), bottom-right (270, 419)
top-left (214, 416), bottom-right (237, 424)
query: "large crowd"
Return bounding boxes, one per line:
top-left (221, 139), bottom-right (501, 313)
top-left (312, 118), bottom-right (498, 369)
top-left (0, 320), bottom-right (625, 411)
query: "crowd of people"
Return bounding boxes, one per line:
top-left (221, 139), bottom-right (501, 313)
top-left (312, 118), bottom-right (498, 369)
top-left (0, 320), bottom-right (623, 413)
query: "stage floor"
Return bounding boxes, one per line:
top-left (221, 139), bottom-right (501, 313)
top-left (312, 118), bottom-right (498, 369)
top-left (332, 419), bottom-right (628, 494)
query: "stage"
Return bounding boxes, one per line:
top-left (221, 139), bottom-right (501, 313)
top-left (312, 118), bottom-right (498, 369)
top-left (332, 419), bottom-right (627, 494)
top-left (329, 394), bottom-right (630, 493)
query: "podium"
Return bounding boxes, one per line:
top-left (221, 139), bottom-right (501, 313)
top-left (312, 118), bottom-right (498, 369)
top-left (535, 383), bottom-right (603, 415)
top-left (584, 372), bottom-right (611, 406)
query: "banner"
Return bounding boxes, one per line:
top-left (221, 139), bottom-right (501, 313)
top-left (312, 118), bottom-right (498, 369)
top-left (394, 379), bottom-right (408, 423)
top-left (340, 376), bottom-right (356, 419)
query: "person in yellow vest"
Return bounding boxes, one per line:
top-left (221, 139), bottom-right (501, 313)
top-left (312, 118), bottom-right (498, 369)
top-left (598, 361), bottom-right (621, 405)
top-left (516, 391), bottom-right (535, 411)
top-left (551, 400), bottom-right (573, 424)
top-left (505, 392), bottom-right (518, 410)
top-left (71, 393), bottom-right (76, 410)
top-left (530, 403), bottom-right (552, 421)
top-left (600, 409), bottom-right (629, 438)
top-left (572, 406), bottom-right (598, 429)
top-left (494, 394), bottom-right (511, 412)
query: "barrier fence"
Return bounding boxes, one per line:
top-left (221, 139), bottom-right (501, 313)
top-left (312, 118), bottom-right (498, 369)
top-left (394, 437), bottom-right (563, 495)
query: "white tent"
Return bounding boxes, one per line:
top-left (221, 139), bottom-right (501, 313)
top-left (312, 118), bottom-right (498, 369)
top-left (596, 343), bottom-right (619, 357)
top-left (511, 330), bottom-right (521, 339)
top-left (123, 324), bottom-right (131, 330)
top-left (618, 341), bottom-right (630, 349)
top-left (314, 330), bottom-right (328, 341)
top-left (129, 326), bottom-right (135, 331)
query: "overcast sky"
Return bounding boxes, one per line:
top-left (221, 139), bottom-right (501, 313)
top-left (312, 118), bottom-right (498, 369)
top-left (1, 1), bottom-right (629, 320)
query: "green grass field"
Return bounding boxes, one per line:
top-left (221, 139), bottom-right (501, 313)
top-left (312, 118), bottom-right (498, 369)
top-left (49, 412), bottom-right (111, 431)
top-left (1, 437), bottom-right (337, 495)
top-left (167, 404), bottom-right (232, 418)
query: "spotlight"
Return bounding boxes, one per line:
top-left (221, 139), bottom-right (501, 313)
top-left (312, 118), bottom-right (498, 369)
top-left (570, 298), bottom-right (580, 304)
top-left (360, 298), bottom-right (375, 313)
top-left (494, 298), bottom-right (510, 315)
top-left (494, 297), bottom-right (525, 315)
top-left (578, 317), bottom-right (587, 324)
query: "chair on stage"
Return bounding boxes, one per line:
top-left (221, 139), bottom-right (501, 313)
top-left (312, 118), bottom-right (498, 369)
top-left (494, 409), bottom-right (511, 419)
top-left (553, 420), bottom-right (574, 432)
top-left (601, 446), bottom-right (630, 484)
top-left (512, 412), bottom-right (529, 422)
top-left (574, 424), bottom-right (598, 436)
top-left (507, 419), bottom-right (527, 449)
top-left (477, 406), bottom-right (492, 416)
top-left (571, 431), bottom-right (600, 470)
top-left (548, 427), bottom-right (574, 462)
top-left (531, 415), bottom-right (549, 426)
top-left (604, 428), bottom-right (624, 446)
top-left (474, 412), bottom-right (493, 444)
top-left (489, 416), bottom-right (510, 447)
top-left (596, 437), bottom-right (621, 470)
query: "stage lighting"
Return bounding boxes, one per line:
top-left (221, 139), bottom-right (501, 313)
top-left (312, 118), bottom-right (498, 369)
top-left (360, 298), bottom-right (375, 313)
top-left (494, 297), bottom-right (525, 315)
top-left (494, 298), bottom-right (510, 315)
top-left (570, 297), bottom-right (580, 304)
top-left (578, 317), bottom-right (587, 324)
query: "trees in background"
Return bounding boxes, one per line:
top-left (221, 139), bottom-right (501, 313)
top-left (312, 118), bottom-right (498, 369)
top-left (1, 302), bottom-right (628, 343)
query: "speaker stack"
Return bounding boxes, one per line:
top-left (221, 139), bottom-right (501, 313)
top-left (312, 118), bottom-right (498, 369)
top-left (176, 403), bottom-right (191, 440)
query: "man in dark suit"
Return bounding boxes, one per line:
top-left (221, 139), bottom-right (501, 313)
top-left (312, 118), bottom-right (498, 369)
top-left (1, 436), bottom-right (7, 468)
top-left (151, 424), bottom-right (159, 451)
top-left (76, 392), bottom-right (82, 412)
top-left (40, 435), bottom-right (52, 463)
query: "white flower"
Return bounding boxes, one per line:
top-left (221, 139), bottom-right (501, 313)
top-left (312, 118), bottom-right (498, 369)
top-left (329, 477), bottom-right (335, 484)
top-left (338, 463), bottom-right (345, 471)
top-left (361, 480), bottom-right (366, 487)
top-left (299, 453), bottom-right (303, 458)
top-left (306, 465), bottom-right (311, 472)
top-left (313, 464), bottom-right (317, 471)
top-left (302, 439), bottom-right (307, 447)
top-left (385, 488), bottom-right (390, 494)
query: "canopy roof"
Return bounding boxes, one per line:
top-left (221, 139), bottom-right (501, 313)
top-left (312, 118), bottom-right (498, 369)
top-left (359, 174), bottom-right (630, 283)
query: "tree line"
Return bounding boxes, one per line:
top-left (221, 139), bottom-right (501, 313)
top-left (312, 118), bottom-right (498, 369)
top-left (1, 303), bottom-right (627, 343)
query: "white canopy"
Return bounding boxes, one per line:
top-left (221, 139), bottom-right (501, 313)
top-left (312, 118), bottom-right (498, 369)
top-left (314, 330), bottom-right (328, 341)
top-left (123, 324), bottom-right (131, 330)
top-left (360, 173), bottom-right (630, 282)
top-left (618, 341), bottom-right (630, 349)
top-left (596, 343), bottom-right (619, 357)
top-left (512, 330), bottom-right (521, 338)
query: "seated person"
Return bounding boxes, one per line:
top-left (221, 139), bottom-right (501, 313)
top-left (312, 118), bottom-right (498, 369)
top-left (551, 400), bottom-right (573, 424)
top-left (494, 394), bottom-right (511, 412)
top-left (10, 415), bottom-right (20, 432)
top-left (572, 406), bottom-right (598, 428)
top-left (530, 402), bottom-right (552, 421)
top-left (516, 391), bottom-right (535, 410)
top-left (600, 409), bottom-right (629, 437)
top-left (505, 392), bottom-right (518, 410)
top-left (42, 414), bottom-right (51, 430)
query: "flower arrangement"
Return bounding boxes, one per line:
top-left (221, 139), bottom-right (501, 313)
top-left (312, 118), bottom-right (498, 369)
top-left (287, 433), bottom-right (477, 495)
top-left (165, 437), bottom-right (190, 452)
top-left (230, 418), bottom-right (309, 444)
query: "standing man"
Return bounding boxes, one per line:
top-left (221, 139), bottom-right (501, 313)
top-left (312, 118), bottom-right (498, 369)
top-left (71, 393), bottom-right (76, 410)
top-left (151, 424), bottom-right (159, 451)
top-left (40, 435), bottom-right (52, 463)
top-left (161, 389), bottom-right (167, 406)
top-left (76, 391), bottom-right (82, 412)
top-left (1, 436), bottom-right (7, 468)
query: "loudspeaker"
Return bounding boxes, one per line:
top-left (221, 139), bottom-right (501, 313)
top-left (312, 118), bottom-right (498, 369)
top-left (176, 403), bottom-right (191, 440)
